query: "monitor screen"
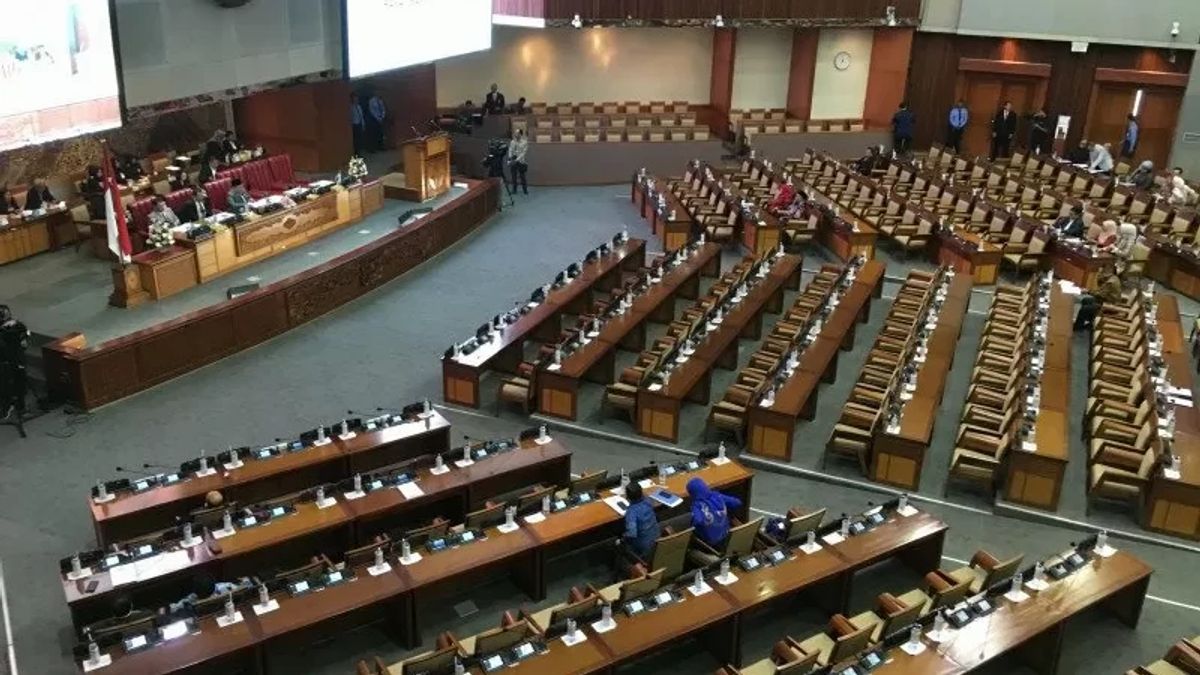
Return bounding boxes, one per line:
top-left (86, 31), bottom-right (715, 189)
top-left (0, 0), bottom-right (123, 152)
top-left (343, 0), bottom-right (492, 79)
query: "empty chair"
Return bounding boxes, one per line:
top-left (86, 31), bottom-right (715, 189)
top-left (796, 615), bottom-right (874, 667)
top-left (946, 549), bottom-right (1024, 593)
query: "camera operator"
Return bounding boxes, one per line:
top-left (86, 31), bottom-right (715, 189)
top-left (0, 305), bottom-right (30, 425)
top-left (506, 129), bottom-right (529, 195)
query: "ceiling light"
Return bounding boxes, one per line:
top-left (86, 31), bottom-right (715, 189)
top-left (571, 13), bottom-right (583, 29)
top-left (886, 6), bottom-right (897, 27)
top-left (714, 14), bottom-right (725, 28)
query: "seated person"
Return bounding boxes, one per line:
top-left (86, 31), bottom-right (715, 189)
top-left (166, 573), bottom-right (253, 614)
top-left (198, 156), bottom-right (221, 185)
top-left (205, 130), bottom-right (227, 162)
top-left (1074, 266), bottom-right (1124, 332)
top-left (1065, 139), bottom-right (1091, 165)
top-left (24, 178), bottom-right (55, 211)
top-left (767, 181), bottom-right (796, 215)
top-left (119, 155), bottom-right (145, 182)
top-left (1127, 160), bottom-right (1155, 191)
top-left (221, 130), bottom-right (240, 156)
top-left (149, 196), bottom-right (181, 230)
top-left (80, 166), bottom-right (105, 219)
top-left (620, 482), bottom-right (661, 559)
top-left (167, 167), bottom-right (190, 192)
top-left (176, 188), bottom-right (212, 223)
top-left (227, 179), bottom-right (252, 213)
top-left (1170, 174), bottom-right (1198, 207)
top-left (1, 185), bottom-right (20, 214)
top-left (1054, 204), bottom-right (1085, 238)
top-left (510, 97), bottom-right (527, 115)
top-left (1093, 220), bottom-right (1119, 250)
top-left (686, 477), bottom-right (742, 566)
top-left (780, 191), bottom-right (811, 219)
top-left (1089, 142), bottom-right (1114, 175)
top-left (853, 145), bottom-right (883, 175)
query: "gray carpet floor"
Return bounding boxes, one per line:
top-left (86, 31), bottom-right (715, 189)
top-left (1, 184), bottom-right (1198, 674)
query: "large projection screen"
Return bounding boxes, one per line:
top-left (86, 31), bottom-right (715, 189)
top-left (0, 0), bottom-right (124, 153)
top-left (344, 0), bottom-right (492, 79)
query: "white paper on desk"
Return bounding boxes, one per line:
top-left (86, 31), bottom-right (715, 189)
top-left (1004, 589), bottom-right (1030, 603)
top-left (900, 640), bottom-right (927, 656)
top-left (821, 532), bottom-right (846, 546)
top-left (252, 599), bottom-right (280, 616)
top-left (453, 458), bottom-right (475, 468)
top-left (1169, 396), bottom-right (1195, 408)
top-left (1025, 578), bottom-right (1050, 592)
top-left (81, 654), bottom-right (112, 672)
top-left (709, 457), bottom-right (730, 466)
top-left (216, 610), bottom-right (244, 628)
top-left (1167, 386), bottom-right (1192, 398)
top-left (523, 512), bottom-right (547, 524)
top-left (213, 526), bottom-right (237, 540)
top-left (590, 618), bottom-right (617, 634)
top-left (108, 563), bottom-right (138, 587)
top-left (897, 505), bottom-right (919, 517)
top-left (637, 478), bottom-right (654, 489)
top-left (603, 495), bottom-right (629, 516)
top-left (397, 482), bottom-right (425, 500)
top-left (561, 630), bottom-right (588, 646)
top-left (343, 490), bottom-right (366, 501)
top-left (687, 581), bottom-right (714, 597)
top-left (1022, 441), bottom-right (1038, 453)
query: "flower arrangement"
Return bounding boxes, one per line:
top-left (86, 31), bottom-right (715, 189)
top-left (146, 220), bottom-right (174, 249)
top-left (348, 155), bottom-right (369, 182)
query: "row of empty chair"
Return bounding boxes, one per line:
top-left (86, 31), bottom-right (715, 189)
top-left (520, 112), bottom-right (699, 129)
top-left (825, 269), bottom-right (944, 471)
top-left (527, 100), bottom-right (692, 115)
top-left (946, 273), bottom-right (1064, 498)
top-left (529, 126), bottom-right (712, 143)
top-left (1085, 288), bottom-right (1165, 517)
top-left (708, 264), bottom-right (850, 445)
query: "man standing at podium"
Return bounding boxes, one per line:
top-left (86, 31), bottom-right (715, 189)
top-left (506, 129), bottom-right (529, 195)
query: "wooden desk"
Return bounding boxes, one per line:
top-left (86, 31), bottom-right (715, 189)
top-left (870, 274), bottom-right (973, 489)
top-left (537, 243), bottom-right (722, 420)
top-left (803, 181), bottom-right (879, 261)
top-left (83, 460), bottom-right (754, 674)
top-left (747, 261), bottom-right (886, 460)
top-left (89, 413), bottom-right (452, 546)
top-left (1049, 239), bottom-right (1115, 291)
top-left (442, 238), bottom-right (647, 408)
top-left (1147, 235), bottom-right (1200, 302)
top-left (933, 228), bottom-right (1003, 285)
top-left (636, 254), bottom-right (804, 442)
top-left (0, 207), bottom-right (74, 265)
top-left (1003, 286), bottom-right (1072, 511)
top-left (863, 550), bottom-right (1151, 675)
top-left (632, 174), bottom-right (695, 252)
top-left (1144, 296), bottom-right (1200, 539)
top-left (132, 182), bottom-right (385, 302)
top-left (64, 439), bottom-right (571, 628)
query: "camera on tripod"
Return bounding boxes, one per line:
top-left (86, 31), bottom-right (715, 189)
top-left (482, 138), bottom-right (510, 178)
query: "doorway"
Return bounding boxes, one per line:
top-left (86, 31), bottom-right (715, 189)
top-left (1085, 84), bottom-right (1183, 168)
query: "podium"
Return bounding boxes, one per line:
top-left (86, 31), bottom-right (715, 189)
top-left (393, 133), bottom-right (451, 202)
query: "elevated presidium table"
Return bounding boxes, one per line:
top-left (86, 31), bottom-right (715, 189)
top-left (123, 180), bottom-right (384, 304)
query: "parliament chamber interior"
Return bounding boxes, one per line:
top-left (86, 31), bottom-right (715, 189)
top-left (4, 1), bottom-right (1200, 674)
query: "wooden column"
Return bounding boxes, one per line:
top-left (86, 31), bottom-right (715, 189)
top-left (709, 28), bottom-right (737, 138)
top-left (863, 28), bottom-right (915, 130)
top-left (233, 79), bottom-right (353, 173)
top-left (786, 29), bottom-right (820, 121)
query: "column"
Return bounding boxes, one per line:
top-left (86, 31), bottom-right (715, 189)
top-left (786, 29), bottom-right (820, 120)
top-left (863, 28), bottom-right (915, 129)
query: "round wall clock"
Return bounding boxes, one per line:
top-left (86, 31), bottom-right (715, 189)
top-left (834, 51), bottom-right (852, 71)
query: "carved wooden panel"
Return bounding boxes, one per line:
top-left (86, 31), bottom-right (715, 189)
top-left (78, 347), bottom-right (141, 407)
top-left (231, 293), bottom-right (290, 348)
top-left (235, 195), bottom-right (341, 257)
top-left (286, 261), bottom-right (365, 326)
top-left (134, 312), bottom-right (238, 384)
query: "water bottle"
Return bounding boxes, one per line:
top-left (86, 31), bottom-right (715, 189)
top-left (316, 486), bottom-right (326, 504)
top-left (340, 420), bottom-right (349, 437)
top-left (222, 510), bottom-right (233, 533)
top-left (620, 468), bottom-right (629, 490)
top-left (541, 495), bottom-right (551, 514)
top-left (693, 569), bottom-right (704, 592)
top-left (87, 637), bottom-right (100, 663)
top-left (839, 517), bottom-right (850, 537)
top-left (223, 592), bottom-right (235, 621)
top-left (933, 611), bottom-right (946, 634)
top-left (658, 463), bottom-right (667, 486)
top-left (908, 625), bottom-right (921, 646)
top-left (719, 558), bottom-right (731, 581)
top-left (435, 454), bottom-right (445, 472)
top-left (601, 603), bottom-right (613, 626)
top-left (898, 493), bottom-right (909, 511)
top-left (1098, 530), bottom-right (1109, 550)
top-left (401, 539), bottom-right (412, 561)
top-left (96, 480), bottom-right (108, 501)
top-left (423, 398), bottom-right (432, 414)
top-left (258, 584), bottom-right (269, 607)
top-left (1033, 561), bottom-right (1044, 582)
top-left (316, 426), bottom-right (327, 444)
top-left (199, 455), bottom-right (209, 474)
top-left (1010, 575), bottom-right (1022, 595)
top-left (717, 441), bottom-right (727, 462)
top-left (353, 473), bottom-right (362, 493)
top-left (182, 522), bottom-right (194, 543)
top-left (505, 506), bottom-right (516, 528)
top-left (374, 547), bottom-right (384, 569)
top-left (806, 530), bottom-right (816, 549)
top-left (454, 657), bottom-right (465, 675)
top-left (462, 444), bottom-right (471, 463)
top-left (566, 617), bottom-right (577, 638)
top-left (539, 425), bottom-right (549, 442)
top-left (70, 553), bottom-right (82, 576)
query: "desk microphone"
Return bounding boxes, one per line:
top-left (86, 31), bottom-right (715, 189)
top-left (142, 462), bottom-right (176, 471)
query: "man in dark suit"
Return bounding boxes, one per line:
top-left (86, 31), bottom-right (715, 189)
top-left (176, 188), bottom-right (212, 223)
top-left (991, 101), bottom-right (1018, 159)
top-left (198, 156), bottom-right (220, 185)
top-left (24, 178), bottom-right (55, 211)
top-left (483, 83), bottom-right (506, 115)
top-left (1054, 204), bottom-right (1086, 238)
top-left (220, 130), bottom-right (240, 157)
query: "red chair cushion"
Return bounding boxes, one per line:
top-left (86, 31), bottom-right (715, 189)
top-left (267, 154), bottom-right (297, 190)
top-left (242, 159), bottom-right (275, 197)
top-left (205, 178), bottom-right (232, 213)
top-left (165, 188), bottom-right (194, 213)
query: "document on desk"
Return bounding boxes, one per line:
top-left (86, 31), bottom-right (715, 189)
top-left (397, 482), bottom-right (425, 500)
top-left (648, 489), bottom-right (683, 508)
top-left (603, 495), bottom-right (629, 516)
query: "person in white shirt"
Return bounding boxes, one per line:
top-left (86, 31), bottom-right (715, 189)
top-left (1114, 222), bottom-right (1139, 258)
top-left (506, 130), bottom-right (529, 195)
top-left (1089, 143), bottom-right (1114, 174)
top-left (1170, 174), bottom-right (1198, 206)
top-left (149, 197), bottom-right (180, 229)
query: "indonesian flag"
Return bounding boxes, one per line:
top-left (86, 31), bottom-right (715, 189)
top-left (102, 144), bottom-right (132, 264)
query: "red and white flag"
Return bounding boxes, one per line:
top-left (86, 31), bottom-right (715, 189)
top-left (102, 143), bottom-right (132, 264)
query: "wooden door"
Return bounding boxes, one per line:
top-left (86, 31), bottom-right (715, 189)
top-left (1086, 85), bottom-right (1182, 167)
top-left (961, 75), bottom-right (1036, 158)
top-left (1138, 89), bottom-right (1183, 167)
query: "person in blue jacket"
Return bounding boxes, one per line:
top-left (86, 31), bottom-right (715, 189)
top-left (892, 102), bottom-right (915, 157)
top-left (621, 482), bottom-right (660, 559)
top-left (686, 477), bottom-right (743, 565)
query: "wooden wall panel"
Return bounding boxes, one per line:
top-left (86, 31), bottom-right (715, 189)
top-left (710, 28), bottom-right (737, 136)
top-left (358, 64), bottom-right (438, 150)
top-left (905, 33), bottom-right (1193, 152)
top-left (43, 180), bottom-right (501, 410)
top-left (234, 80), bottom-right (352, 172)
top-left (493, 0), bottom-right (546, 16)
top-left (864, 28), bottom-right (914, 129)
top-left (786, 29), bottom-right (820, 120)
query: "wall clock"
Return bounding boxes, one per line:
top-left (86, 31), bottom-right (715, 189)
top-left (834, 51), bottom-right (852, 71)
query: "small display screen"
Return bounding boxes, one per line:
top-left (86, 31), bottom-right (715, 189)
top-left (160, 621), bottom-right (188, 641)
top-left (135, 545), bottom-right (152, 556)
top-left (270, 507), bottom-right (285, 518)
top-left (104, 555), bottom-right (120, 567)
top-left (577, 494), bottom-right (592, 503)
top-left (461, 532), bottom-right (475, 543)
top-left (515, 642), bottom-right (534, 658)
top-left (134, 481), bottom-right (149, 491)
top-left (627, 600), bottom-right (644, 613)
top-left (292, 581), bottom-right (310, 593)
top-left (327, 572), bottom-right (343, 584)
top-left (484, 655), bottom-right (504, 670)
top-left (125, 635), bottom-right (148, 650)
top-left (242, 516), bottom-right (258, 527)
top-left (653, 591), bottom-right (673, 606)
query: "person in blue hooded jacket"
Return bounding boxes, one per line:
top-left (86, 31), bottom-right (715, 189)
top-left (686, 477), bottom-right (743, 565)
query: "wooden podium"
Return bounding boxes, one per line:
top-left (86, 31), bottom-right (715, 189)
top-left (390, 132), bottom-right (451, 202)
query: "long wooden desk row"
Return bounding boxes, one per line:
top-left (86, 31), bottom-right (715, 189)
top-left (747, 259), bottom-right (887, 461)
top-left (1147, 233), bottom-right (1200, 302)
top-left (89, 411), bottom-right (453, 546)
top-left (65, 437), bottom-right (574, 628)
top-left (632, 171), bottom-right (696, 252)
top-left (0, 205), bottom-right (76, 265)
top-left (1124, 636), bottom-right (1200, 675)
top-left (869, 272), bottom-right (974, 490)
top-left (833, 546), bottom-right (1151, 675)
top-left (636, 252), bottom-right (805, 443)
top-left (75, 460), bottom-right (755, 674)
top-left (739, 155), bottom-right (880, 262)
top-left (392, 503), bottom-right (950, 675)
top-left (1142, 295), bottom-right (1200, 539)
top-left (663, 162), bottom-right (787, 256)
top-left (442, 236), bottom-right (647, 408)
top-left (537, 242), bottom-right (723, 421)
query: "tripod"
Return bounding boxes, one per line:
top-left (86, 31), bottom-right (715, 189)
top-left (0, 362), bottom-right (27, 439)
top-left (488, 163), bottom-right (516, 210)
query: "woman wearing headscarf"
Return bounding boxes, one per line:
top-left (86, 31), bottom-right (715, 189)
top-left (1128, 161), bottom-right (1155, 191)
top-left (1114, 222), bottom-right (1139, 258)
top-left (767, 180), bottom-right (796, 215)
top-left (1094, 220), bottom-right (1119, 251)
top-left (1170, 175), bottom-right (1198, 206)
top-left (686, 477), bottom-right (743, 565)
